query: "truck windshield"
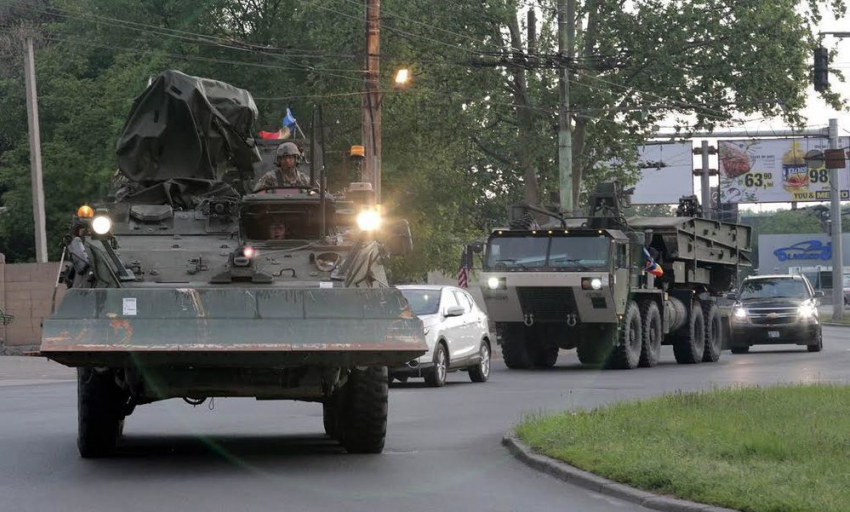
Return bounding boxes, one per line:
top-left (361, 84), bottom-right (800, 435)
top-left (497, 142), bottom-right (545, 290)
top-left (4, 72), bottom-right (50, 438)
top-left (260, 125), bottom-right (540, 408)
top-left (486, 236), bottom-right (609, 270)
top-left (740, 279), bottom-right (809, 300)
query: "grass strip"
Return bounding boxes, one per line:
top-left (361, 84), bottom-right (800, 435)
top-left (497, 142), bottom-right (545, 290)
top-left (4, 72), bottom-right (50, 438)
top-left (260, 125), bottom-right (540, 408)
top-left (516, 384), bottom-right (850, 512)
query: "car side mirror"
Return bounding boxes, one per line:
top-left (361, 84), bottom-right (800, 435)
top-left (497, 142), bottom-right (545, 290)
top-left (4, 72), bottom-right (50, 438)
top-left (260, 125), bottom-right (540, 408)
top-left (444, 305), bottom-right (464, 317)
top-left (814, 290), bottom-right (825, 298)
top-left (726, 292), bottom-right (737, 300)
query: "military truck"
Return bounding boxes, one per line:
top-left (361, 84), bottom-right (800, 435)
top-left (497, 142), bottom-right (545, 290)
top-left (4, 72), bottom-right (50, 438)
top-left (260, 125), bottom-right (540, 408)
top-left (39, 70), bottom-right (426, 457)
top-left (479, 181), bottom-right (751, 369)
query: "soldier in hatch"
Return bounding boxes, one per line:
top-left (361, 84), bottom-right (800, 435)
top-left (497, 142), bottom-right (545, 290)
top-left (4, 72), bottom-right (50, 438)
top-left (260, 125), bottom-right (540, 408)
top-left (254, 142), bottom-right (313, 191)
top-left (268, 221), bottom-right (287, 240)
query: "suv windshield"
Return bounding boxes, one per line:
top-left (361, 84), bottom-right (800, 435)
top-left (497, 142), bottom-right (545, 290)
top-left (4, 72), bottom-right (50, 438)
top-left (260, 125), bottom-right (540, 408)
top-left (401, 289), bottom-right (441, 316)
top-left (740, 278), bottom-right (809, 300)
top-left (486, 235), bottom-right (610, 270)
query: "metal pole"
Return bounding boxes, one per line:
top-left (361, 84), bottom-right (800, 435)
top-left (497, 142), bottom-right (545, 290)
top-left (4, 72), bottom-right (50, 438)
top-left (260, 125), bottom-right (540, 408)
top-left (700, 140), bottom-right (711, 219)
top-left (829, 118), bottom-right (843, 320)
top-left (23, 37), bottom-right (48, 263)
top-left (557, 0), bottom-right (574, 212)
top-left (361, 0), bottom-right (381, 203)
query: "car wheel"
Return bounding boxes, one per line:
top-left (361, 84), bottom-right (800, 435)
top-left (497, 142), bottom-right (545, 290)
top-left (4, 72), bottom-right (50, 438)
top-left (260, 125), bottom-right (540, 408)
top-left (807, 329), bottom-right (823, 353)
top-left (730, 345), bottom-right (750, 354)
top-left (424, 343), bottom-right (448, 387)
top-left (469, 342), bottom-right (491, 383)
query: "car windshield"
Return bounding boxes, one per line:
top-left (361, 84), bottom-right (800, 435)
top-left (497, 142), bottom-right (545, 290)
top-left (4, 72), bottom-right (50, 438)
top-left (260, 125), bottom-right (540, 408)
top-left (843, 275), bottom-right (850, 288)
top-left (400, 289), bottom-right (441, 316)
top-left (485, 236), bottom-right (609, 270)
top-left (740, 279), bottom-right (809, 300)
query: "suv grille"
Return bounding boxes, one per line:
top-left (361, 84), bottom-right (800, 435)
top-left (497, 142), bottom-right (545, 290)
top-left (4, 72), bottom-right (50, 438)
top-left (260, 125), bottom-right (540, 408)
top-left (748, 308), bottom-right (798, 325)
top-left (516, 287), bottom-right (578, 321)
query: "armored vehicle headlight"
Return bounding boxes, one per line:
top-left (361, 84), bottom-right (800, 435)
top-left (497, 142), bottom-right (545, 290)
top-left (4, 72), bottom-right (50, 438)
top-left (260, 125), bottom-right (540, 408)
top-left (91, 215), bottom-right (112, 235)
top-left (581, 277), bottom-right (604, 290)
top-left (356, 209), bottom-right (382, 231)
top-left (487, 277), bottom-right (506, 290)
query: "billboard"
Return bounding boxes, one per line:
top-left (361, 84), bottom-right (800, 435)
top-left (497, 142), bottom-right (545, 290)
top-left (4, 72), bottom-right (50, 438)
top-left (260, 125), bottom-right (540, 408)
top-left (630, 142), bottom-right (694, 204)
top-left (719, 137), bottom-right (850, 203)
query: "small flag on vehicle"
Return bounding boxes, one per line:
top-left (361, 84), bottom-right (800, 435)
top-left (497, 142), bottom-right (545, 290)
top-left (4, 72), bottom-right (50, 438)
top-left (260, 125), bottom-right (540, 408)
top-left (258, 108), bottom-right (299, 140)
top-left (457, 246), bottom-right (470, 289)
top-left (643, 248), bottom-right (664, 278)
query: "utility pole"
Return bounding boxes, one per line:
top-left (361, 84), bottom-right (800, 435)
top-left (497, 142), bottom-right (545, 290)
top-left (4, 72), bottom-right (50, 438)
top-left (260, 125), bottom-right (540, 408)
top-left (362, 0), bottom-right (382, 203)
top-left (829, 118), bottom-right (843, 320)
top-left (23, 37), bottom-right (48, 263)
top-left (557, 0), bottom-right (574, 212)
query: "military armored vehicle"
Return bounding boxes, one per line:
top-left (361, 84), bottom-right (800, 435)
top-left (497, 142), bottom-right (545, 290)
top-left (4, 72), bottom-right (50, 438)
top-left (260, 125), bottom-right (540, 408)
top-left (39, 70), bottom-right (426, 457)
top-left (480, 181), bottom-right (751, 369)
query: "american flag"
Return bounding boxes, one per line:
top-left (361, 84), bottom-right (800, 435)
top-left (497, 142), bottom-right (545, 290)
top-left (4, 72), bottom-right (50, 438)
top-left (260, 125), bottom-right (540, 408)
top-left (457, 246), bottom-right (469, 288)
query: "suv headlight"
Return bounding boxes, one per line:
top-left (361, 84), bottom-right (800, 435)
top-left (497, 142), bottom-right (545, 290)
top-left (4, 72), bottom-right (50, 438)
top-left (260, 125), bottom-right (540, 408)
top-left (732, 306), bottom-right (747, 321)
top-left (798, 303), bottom-right (817, 320)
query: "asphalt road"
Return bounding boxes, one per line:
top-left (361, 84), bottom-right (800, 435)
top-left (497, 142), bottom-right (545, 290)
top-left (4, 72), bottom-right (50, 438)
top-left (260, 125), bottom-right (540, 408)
top-left (1, 327), bottom-right (848, 512)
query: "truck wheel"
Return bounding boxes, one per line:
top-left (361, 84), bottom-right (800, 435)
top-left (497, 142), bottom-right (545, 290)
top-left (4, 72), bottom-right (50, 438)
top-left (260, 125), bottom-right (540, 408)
top-left (498, 323), bottom-right (531, 369)
top-left (424, 343), bottom-right (448, 387)
top-left (701, 301), bottom-right (722, 363)
top-left (639, 300), bottom-right (662, 368)
top-left (532, 343), bottom-right (559, 368)
top-left (576, 340), bottom-right (607, 365)
top-left (77, 368), bottom-right (126, 458)
top-left (608, 301), bottom-right (642, 369)
top-left (673, 302), bottom-right (705, 364)
top-left (339, 366), bottom-right (388, 454)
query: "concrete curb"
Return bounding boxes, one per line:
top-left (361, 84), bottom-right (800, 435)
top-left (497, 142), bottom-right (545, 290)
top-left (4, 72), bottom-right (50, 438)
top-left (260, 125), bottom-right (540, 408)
top-left (821, 322), bottom-right (850, 328)
top-left (502, 433), bottom-right (739, 512)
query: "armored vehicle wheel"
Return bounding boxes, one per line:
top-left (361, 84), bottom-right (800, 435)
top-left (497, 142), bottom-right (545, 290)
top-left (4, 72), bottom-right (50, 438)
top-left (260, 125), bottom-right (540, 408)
top-left (638, 300), bottom-right (662, 367)
top-left (730, 345), bottom-right (750, 354)
top-left (532, 343), bottom-right (559, 368)
top-left (701, 301), bottom-right (722, 363)
top-left (424, 343), bottom-right (448, 387)
top-left (498, 323), bottom-right (531, 369)
top-left (469, 341), bottom-right (491, 382)
top-left (339, 366), bottom-right (388, 454)
top-left (77, 368), bottom-right (126, 458)
top-left (576, 339), bottom-right (608, 365)
top-left (673, 302), bottom-right (705, 364)
top-left (608, 301), bottom-right (642, 369)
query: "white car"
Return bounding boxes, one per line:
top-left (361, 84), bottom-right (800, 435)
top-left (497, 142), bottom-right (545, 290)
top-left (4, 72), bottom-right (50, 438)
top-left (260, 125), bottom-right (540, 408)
top-left (390, 285), bottom-right (492, 387)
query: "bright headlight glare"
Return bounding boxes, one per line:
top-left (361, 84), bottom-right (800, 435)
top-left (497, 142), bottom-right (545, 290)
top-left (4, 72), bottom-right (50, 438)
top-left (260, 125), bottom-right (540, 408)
top-left (798, 303), bottom-right (816, 319)
top-left (487, 277), bottom-right (500, 290)
top-left (591, 278), bottom-right (603, 290)
top-left (733, 307), bottom-right (747, 320)
top-left (356, 209), bottom-right (381, 231)
top-left (91, 215), bottom-right (112, 235)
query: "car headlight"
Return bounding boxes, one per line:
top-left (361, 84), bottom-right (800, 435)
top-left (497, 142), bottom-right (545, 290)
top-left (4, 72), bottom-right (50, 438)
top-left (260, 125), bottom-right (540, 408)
top-left (733, 307), bottom-right (747, 321)
top-left (356, 209), bottom-right (381, 231)
top-left (91, 215), bottom-right (113, 235)
top-left (798, 303), bottom-right (817, 319)
top-left (487, 277), bottom-right (506, 290)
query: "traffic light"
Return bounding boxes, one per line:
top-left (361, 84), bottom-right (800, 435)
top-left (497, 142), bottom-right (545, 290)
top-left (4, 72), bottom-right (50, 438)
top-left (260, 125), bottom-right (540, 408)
top-left (814, 47), bottom-right (829, 92)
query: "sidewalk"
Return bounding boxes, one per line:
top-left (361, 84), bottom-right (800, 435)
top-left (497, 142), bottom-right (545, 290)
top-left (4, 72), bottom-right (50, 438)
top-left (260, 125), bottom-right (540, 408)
top-left (0, 356), bottom-right (75, 386)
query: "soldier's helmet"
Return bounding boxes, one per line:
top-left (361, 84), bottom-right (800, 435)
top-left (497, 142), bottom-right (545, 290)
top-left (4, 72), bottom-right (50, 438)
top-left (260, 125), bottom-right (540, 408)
top-left (275, 142), bottom-right (301, 162)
